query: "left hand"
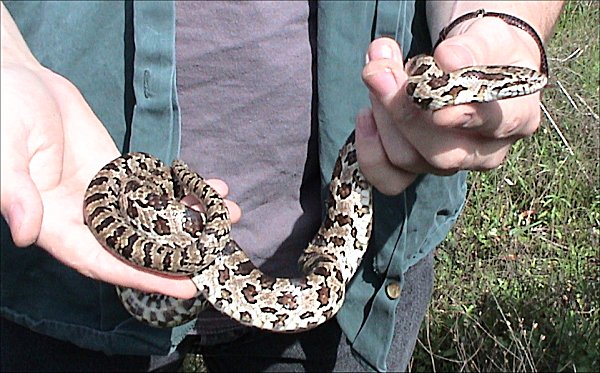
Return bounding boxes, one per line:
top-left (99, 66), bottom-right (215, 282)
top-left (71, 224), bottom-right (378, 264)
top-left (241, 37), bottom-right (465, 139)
top-left (355, 17), bottom-right (544, 195)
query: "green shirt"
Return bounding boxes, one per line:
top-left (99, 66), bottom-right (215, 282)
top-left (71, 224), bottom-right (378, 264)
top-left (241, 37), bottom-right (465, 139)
top-left (1, 1), bottom-right (467, 371)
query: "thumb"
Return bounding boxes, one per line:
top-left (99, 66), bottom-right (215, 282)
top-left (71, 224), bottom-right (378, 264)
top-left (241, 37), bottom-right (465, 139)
top-left (433, 39), bottom-right (478, 72)
top-left (1, 162), bottom-right (43, 247)
top-left (432, 16), bottom-right (539, 73)
top-left (362, 37), bottom-right (407, 104)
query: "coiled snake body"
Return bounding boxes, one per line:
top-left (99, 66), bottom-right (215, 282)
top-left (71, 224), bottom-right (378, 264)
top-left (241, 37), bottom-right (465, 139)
top-left (83, 54), bottom-right (547, 332)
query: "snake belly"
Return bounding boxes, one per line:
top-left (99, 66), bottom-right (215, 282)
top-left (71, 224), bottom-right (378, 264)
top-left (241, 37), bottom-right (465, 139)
top-left (83, 54), bottom-right (547, 332)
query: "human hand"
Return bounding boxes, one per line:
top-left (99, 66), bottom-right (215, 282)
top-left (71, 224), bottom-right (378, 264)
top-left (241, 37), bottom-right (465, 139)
top-left (355, 17), bottom-right (545, 195)
top-left (1, 4), bottom-right (241, 299)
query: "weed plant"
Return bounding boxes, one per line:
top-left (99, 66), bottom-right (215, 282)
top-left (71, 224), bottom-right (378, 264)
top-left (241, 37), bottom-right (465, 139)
top-left (410, 1), bottom-right (599, 371)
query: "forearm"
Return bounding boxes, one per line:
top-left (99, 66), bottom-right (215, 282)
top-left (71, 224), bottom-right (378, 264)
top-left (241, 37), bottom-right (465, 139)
top-left (426, 1), bottom-right (565, 44)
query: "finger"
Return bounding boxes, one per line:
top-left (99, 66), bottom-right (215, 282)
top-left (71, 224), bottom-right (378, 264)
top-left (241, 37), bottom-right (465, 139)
top-left (183, 176), bottom-right (242, 227)
top-left (364, 39), bottom-right (446, 176)
top-left (355, 109), bottom-right (417, 195)
top-left (362, 57), bottom-right (406, 102)
top-left (41, 220), bottom-right (199, 299)
top-left (432, 94), bottom-right (542, 139)
top-left (478, 94), bottom-right (542, 139)
top-left (366, 36), bottom-right (403, 62)
top-left (363, 37), bottom-right (407, 102)
top-left (363, 64), bottom-right (438, 175)
top-left (225, 200), bottom-right (242, 224)
top-left (0, 159), bottom-right (43, 247)
top-left (183, 195), bottom-right (242, 225)
top-left (91, 248), bottom-right (199, 299)
top-left (410, 124), bottom-right (517, 172)
top-left (206, 178), bottom-right (229, 197)
top-left (373, 86), bottom-right (514, 173)
top-left (203, 179), bottom-right (242, 223)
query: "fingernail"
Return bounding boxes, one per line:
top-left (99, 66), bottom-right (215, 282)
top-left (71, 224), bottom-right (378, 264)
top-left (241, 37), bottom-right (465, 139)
top-left (375, 44), bottom-right (394, 60)
top-left (366, 44), bottom-right (394, 65)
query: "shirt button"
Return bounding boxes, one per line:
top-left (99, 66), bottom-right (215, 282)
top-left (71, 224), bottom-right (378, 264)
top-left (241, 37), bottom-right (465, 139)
top-left (386, 281), bottom-right (401, 299)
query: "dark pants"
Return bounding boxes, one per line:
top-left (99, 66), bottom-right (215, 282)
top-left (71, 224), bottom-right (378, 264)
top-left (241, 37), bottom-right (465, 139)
top-left (0, 318), bottom-right (151, 372)
top-left (1, 253), bottom-right (433, 372)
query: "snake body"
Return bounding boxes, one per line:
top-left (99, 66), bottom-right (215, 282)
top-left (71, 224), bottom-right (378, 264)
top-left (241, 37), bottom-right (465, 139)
top-left (83, 54), bottom-right (547, 332)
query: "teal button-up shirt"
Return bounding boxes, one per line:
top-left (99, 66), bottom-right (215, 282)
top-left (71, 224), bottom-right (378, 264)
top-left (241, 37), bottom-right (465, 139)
top-left (1, 2), bottom-right (466, 371)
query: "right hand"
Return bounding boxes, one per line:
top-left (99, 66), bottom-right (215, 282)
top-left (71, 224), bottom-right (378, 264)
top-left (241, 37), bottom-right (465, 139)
top-left (1, 4), bottom-right (241, 299)
top-left (356, 32), bottom-right (544, 196)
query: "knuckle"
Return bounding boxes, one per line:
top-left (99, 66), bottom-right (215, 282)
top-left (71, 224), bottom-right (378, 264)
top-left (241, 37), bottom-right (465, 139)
top-left (490, 114), bottom-right (525, 139)
top-left (11, 230), bottom-right (36, 248)
top-left (357, 153), bottom-right (383, 174)
top-left (523, 111), bottom-right (542, 136)
top-left (386, 147), bottom-right (420, 169)
top-left (426, 153), bottom-right (464, 174)
top-left (375, 183), bottom-right (401, 196)
top-left (493, 100), bottom-right (542, 139)
top-left (374, 174), bottom-right (416, 196)
top-left (477, 153), bottom-right (506, 171)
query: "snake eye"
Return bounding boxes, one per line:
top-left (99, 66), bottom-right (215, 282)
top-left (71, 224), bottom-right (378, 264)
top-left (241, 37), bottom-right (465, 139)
top-left (413, 96), bottom-right (433, 110)
top-left (124, 179), bottom-right (142, 193)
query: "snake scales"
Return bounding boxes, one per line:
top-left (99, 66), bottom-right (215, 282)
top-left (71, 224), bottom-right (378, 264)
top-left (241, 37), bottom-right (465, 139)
top-left (83, 54), bottom-right (548, 332)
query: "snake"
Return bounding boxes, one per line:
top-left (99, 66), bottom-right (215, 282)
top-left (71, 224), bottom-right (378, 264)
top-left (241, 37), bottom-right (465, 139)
top-left (83, 53), bottom-right (548, 332)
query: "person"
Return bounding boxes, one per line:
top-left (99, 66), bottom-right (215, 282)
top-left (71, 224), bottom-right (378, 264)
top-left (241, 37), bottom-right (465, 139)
top-left (1, 1), bottom-right (563, 372)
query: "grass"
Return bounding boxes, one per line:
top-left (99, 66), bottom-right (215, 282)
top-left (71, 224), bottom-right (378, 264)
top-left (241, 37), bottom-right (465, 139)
top-left (410, 1), bottom-right (599, 371)
top-left (183, 1), bottom-right (599, 371)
